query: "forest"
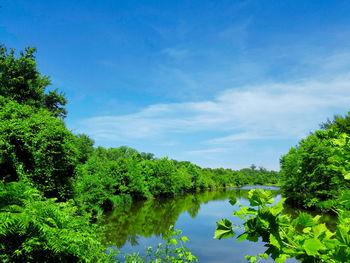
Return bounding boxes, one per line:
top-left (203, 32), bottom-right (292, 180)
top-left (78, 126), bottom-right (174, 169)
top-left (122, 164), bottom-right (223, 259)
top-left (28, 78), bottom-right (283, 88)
top-left (0, 46), bottom-right (280, 262)
top-left (1, 45), bottom-right (350, 262)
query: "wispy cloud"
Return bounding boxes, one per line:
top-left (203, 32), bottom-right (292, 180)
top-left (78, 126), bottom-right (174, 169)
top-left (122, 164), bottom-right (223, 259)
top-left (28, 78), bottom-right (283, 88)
top-left (186, 148), bottom-right (228, 155)
top-left (217, 17), bottom-right (252, 49)
top-left (162, 47), bottom-right (190, 60)
top-left (78, 73), bottom-right (350, 145)
top-left (206, 132), bottom-right (268, 144)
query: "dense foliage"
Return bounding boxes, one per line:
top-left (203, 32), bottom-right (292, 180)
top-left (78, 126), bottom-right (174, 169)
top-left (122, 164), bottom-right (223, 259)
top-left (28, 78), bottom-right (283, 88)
top-left (280, 117), bottom-right (350, 208)
top-left (237, 165), bottom-right (279, 186)
top-left (0, 98), bottom-right (78, 199)
top-left (215, 187), bottom-right (350, 262)
top-left (0, 45), bottom-right (67, 119)
top-left (0, 180), bottom-right (111, 263)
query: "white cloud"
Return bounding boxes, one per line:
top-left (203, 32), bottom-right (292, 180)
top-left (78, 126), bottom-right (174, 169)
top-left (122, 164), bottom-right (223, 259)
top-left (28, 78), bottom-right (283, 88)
top-left (186, 148), bottom-right (228, 155)
top-left (206, 132), bottom-right (267, 144)
top-left (79, 74), bottom-right (350, 146)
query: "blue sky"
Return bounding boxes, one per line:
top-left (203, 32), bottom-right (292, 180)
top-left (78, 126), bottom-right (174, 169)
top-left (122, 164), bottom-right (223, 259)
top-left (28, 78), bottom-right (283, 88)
top-left (2, 0), bottom-right (350, 170)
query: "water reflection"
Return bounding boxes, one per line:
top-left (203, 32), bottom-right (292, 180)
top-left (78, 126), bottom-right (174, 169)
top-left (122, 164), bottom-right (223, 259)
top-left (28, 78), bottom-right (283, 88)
top-left (102, 186), bottom-right (280, 248)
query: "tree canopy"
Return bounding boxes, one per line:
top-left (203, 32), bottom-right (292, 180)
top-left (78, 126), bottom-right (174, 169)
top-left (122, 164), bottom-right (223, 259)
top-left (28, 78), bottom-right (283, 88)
top-left (0, 45), bottom-right (67, 119)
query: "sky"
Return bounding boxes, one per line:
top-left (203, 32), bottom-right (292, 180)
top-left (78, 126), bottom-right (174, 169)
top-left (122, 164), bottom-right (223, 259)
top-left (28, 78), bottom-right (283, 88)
top-left (2, 0), bottom-right (350, 170)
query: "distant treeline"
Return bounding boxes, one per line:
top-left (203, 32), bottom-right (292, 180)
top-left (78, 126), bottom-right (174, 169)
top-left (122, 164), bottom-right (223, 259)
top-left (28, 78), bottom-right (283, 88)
top-left (74, 145), bottom-right (280, 213)
top-left (0, 45), bottom-right (279, 262)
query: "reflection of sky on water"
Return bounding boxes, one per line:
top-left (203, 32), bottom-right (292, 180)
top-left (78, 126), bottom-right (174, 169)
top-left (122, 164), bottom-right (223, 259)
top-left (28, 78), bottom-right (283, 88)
top-left (230, 185), bottom-right (280, 190)
top-left (107, 187), bottom-right (298, 262)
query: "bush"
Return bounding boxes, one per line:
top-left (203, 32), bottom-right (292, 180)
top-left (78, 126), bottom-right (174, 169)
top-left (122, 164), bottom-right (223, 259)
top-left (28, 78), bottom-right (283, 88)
top-left (280, 130), bottom-right (348, 208)
top-left (0, 99), bottom-right (78, 199)
top-left (0, 181), bottom-right (111, 263)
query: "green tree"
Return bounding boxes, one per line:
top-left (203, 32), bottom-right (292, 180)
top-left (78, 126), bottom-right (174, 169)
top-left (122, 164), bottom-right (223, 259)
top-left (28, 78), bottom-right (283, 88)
top-left (0, 98), bottom-right (77, 199)
top-left (74, 134), bottom-right (95, 164)
top-left (0, 45), bottom-right (67, 119)
top-left (145, 158), bottom-right (176, 196)
top-left (280, 130), bottom-right (348, 208)
top-left (320, 112), bottom-right (350, 134)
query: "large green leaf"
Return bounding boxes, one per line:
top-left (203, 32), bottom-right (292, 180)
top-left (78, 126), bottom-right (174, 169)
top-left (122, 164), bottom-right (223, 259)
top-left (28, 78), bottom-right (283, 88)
top-left (214, 219), bottom-right (235, 240)
top-left (303, 238), bottom-right (323, 256)
top-left (248, 189), bottom-right (274, 207)
top-left (311, 223), bottom-right (327, 238)
top-left (270, 199), bottom-right (285, 216)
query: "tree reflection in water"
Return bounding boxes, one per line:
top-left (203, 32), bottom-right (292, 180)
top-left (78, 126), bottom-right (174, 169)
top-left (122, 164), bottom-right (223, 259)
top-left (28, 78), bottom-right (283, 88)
top-left (101, 188), bottom-right (280, 248)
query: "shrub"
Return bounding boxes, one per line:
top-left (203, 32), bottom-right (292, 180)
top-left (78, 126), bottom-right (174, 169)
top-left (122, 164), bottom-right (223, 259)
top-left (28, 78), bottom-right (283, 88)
top-left (0, 181), bottom-right (111, 263)
top-left (0, 99), bottom-right (78, 199)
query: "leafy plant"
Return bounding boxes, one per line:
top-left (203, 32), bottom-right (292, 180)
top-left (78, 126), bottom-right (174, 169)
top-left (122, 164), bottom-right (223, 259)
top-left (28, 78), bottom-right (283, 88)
top-left (114, 226), bottom-right (198, 263)
top-left (215, 188), bottom-right (350, 262)
top-left (0, 181), bottom-right (112, 263)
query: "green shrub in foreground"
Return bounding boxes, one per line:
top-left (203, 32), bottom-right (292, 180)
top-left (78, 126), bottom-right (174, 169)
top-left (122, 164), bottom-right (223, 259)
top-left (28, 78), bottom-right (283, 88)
top-left (215, 188), bottom-right (350, 262)
top-left (0, 180), bottom-right (112, 263)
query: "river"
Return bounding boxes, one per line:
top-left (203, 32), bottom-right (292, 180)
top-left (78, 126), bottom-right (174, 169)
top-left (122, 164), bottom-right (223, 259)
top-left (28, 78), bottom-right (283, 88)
top-left (102, 186), bottom-right (317, 262)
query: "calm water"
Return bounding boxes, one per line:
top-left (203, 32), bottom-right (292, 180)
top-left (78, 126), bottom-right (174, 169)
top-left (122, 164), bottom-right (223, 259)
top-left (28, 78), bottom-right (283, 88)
top-left (102, 186), bottom-right (300, 262)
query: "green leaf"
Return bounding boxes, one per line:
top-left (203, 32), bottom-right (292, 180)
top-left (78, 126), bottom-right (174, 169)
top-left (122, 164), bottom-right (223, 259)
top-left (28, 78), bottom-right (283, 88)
top-left (269, 233), bottom-right (281, 249)
top-left (295, 213), bottom-right (315, 228)
top-left (344, 172), bottom-right (350, 180)
top-left (236, 233), bottom-right (248, 242)
top-left (181, 236), bottom-right (189, 243)
top-left (275, 254), bottom-right (287, 263)
top-left (303, 238), bottom-right (323, 256)
top-left (171, 238), bottom-right (178, 247)
top-left (229, 196), bottom-right (237, 206)
top-left (248, 189), bottom-right (274, 207)
top-left (336, 225), bottom-right (350, 246)
top-left (302, 227), bottom-right (311, 234)
top-left (311, 223), bottom-right (327, 238)
top-left (214, 219), bottom-right (235, 239)
top-left (259, 253), bottom-right (268, 259)
top-left (270, 199), bottom-right (285, 216)
top-left (245, 255), bottom-right (258, 263)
